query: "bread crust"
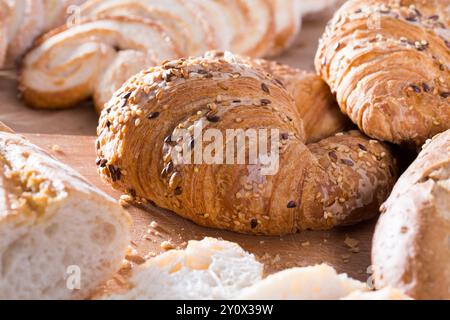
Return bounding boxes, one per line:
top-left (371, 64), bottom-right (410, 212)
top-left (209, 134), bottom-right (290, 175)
top-left (372, 129), bottom-right (450, 299)
top-left (316, 0), bottom-right (450, 146)
top-left (96, 52), bottom-right (397, 235)
top-left (0, 130), bottom-right (131, 299)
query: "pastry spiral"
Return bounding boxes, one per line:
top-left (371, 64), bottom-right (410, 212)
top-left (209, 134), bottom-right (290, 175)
top-left (0, 0), bottom-right (84, 66)
top-left (19, 0), bottom-right (304, 111)
top-left (316, 0), bottom-right (450, 147)
top-left (96, 52), bottom-right (397, 235)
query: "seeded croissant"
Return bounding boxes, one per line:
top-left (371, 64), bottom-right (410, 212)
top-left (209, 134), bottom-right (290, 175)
top-left (316, 0), bottom-right (450, 147)
top-left (19, 0), bottom-right (304, 111)
top-left (96, 53), bottom-right (397, 235)
top-left (0, 0), bottom-right (85, 67)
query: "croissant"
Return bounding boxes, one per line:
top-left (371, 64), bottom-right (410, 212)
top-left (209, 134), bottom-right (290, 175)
top-left (248, 58), bottom-right (351, 143)
top-left (316, 0), bottom-right (450, 147)
top-left (19, 0), bottom-right (304, 111)
top-left (0, 0), bottom-right (85, 66)
top-left (96, 52), bottom-right (397, 235)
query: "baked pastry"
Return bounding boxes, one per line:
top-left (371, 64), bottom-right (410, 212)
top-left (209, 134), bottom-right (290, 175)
top-left (96, 52), bottom-right (397, 235)
top-left (0, 0), bottom-right (85, 66)
top-left (249, 58), bottom-right (350, 143)
top-left (100, 238), bottom-right (264, 300)
top-left (78, 0), bottom-right (302, 58)
top-left (372, 129), bottom-right (450, 300)
top-left (19, 0), bottom-right (304, 111)
top-left (0, 127), bottom-right (131, 299)
top-left (99, 238), bottom-right (410, 300)
top-left (20, 17), bottom-right (182, 110)
top-left (316, 0), bottom-right (450, 146)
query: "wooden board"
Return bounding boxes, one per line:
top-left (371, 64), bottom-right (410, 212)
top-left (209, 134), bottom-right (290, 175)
top-left (25, 133), bottom-right (376, 282)
top-left (2, 16), bottom-right (375, 283)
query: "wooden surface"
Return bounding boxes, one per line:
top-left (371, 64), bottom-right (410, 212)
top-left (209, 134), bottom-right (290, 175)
top-left (2, 16), bottom-right (375, 282)
top-left (26, 134), bottom-right (375, 281)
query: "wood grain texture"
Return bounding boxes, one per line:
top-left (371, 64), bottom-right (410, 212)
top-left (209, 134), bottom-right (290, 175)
top-left (25, 133), bottom-right (375, 282)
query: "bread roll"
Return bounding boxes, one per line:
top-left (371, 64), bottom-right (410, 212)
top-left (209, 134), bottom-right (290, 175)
top-left (372, 129), bottom-right (450, 299)
top-left (0, 130), bottom-right (131, 299)
top-left (96, 52), bottom-right (397, 235)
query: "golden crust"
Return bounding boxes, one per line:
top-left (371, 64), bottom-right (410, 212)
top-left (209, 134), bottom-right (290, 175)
top-left (96, 53), bottom-right (397, 235)
top-left (249, 58), bottom-right (350, 143)
top-left (316, 0), bottom-right (450, 146)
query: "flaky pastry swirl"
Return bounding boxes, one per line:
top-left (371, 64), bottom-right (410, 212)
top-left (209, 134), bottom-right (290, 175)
top-left (316, 0), bottom-right (450, 147)
top-left (19, 0), bottom-right (304, 111)
top-left (96, 52), bottom-right (397, 235)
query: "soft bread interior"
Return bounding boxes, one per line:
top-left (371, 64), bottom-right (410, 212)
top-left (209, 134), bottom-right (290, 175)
top-left (104, 237), bottom-right (263, 300)
top-left (0, 192), bottom-right (130, 299)
top-left (238, 264), bottom-right (367, 300)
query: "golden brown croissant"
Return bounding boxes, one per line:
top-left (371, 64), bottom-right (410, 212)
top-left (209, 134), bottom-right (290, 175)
top-left (316, 0), bottom-right (450, 147)
top-left (19, 0), bottom-right (304, 111)
top-left (96, 52), bottom-right (397, 235)
top-left (248, 58), bottom-right (351, 143)
top-left (0, 0), bottom-right (85, 66)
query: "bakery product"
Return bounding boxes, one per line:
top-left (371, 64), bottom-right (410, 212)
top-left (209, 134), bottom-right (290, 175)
top-left (372, 129), bottom-right (450, 300)
top-left (0, 128), bottom-right (131, 299)
top-left (79, 0), bottom-right (302, 58)
top-left (96, 52), bottom-right (397, 235)
top-left (238, 264), bottom-right (367, 299)
top-left (0, 0), bottom-right (85, 66)
top-left (249, 58), bottom-right (350, 143)
top-left (100, 237), bottom-right (264, 300)
top-left (299, 0), bottom-right (346, 19)
top-left (20, 17), bottom-right (181, 110)
top-left (238, 264), bottom-right (411, 300)
top-left (99, 238), bottom-right (410, 300)
top-left (19, 0), bottom-right (305, 111)
top-left (316, 0), bottom-right (450, 146)
top-left (342, 287), bottom-right (412, 300)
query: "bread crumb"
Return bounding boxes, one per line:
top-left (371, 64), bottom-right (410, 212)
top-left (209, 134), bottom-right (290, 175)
top-left (301, 241), bottom-right (310, 247)
top-left (150, 221), bottom-right (158, 228)
top-left (161, 240), bottom-right (175, 251)
top-left (344, 235), bottom-right (360, 251)
top-left (119, 194), bottom-right (133, 207)
top-left (260, 241), bottom-right (265, 244)
top-left (144, 252), bottom-right (157, 260)
top-left (51, 144), bottom-right (62, 152)
top-left (125, 253), bottom-right (146, 265)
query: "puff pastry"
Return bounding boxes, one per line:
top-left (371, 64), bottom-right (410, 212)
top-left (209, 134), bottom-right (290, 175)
top-left (0, 0), bottom-right (84, 66)
top-left (96, 52), bottom-right (397, 235)
top-left (19, 0), bottom-right (304, 111)
top-left (316, 0), bottom-right (450, 146)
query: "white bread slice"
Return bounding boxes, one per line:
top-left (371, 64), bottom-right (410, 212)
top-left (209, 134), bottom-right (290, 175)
top-left (0, 131), bottom-right (131, 299)
top-left (103, 237), bottom-right (263, 300)
top-left (238, 264), bottom-right (367, 300)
